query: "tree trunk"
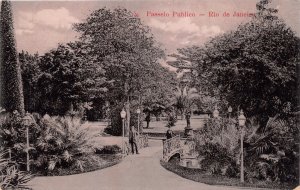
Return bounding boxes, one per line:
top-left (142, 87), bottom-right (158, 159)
top-left (124, 101), bottom-right (130, 137)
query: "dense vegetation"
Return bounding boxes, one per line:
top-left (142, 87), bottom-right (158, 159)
top-left (166, 0), bottom-right (299, 187)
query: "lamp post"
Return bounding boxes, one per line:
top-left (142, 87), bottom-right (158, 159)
top-left (238, 110), bottom-right (246, 183)
top-left (22, 112), bottom-right (32, 172)
top-left (120, 108), bottom-right (126, 155)
top-left (213, 106), bottom-right (219, 118)
top-left (228, 106), bottom-right (232, 119)
top-left (136, 108), bottom-right (141, 135)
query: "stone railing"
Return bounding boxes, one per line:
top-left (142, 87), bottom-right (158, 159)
top-left (138, 134), bottom-right (149, 149)
top-left (162, 135), bottom-right (181, 161)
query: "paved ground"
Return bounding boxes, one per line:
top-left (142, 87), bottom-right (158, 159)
top-left (28, 140), bottom-right (251, 190)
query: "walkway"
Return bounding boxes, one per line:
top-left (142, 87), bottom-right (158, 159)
top-left (28, 140), bottom-right (251, 190)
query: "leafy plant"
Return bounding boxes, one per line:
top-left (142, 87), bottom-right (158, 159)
top-left (31, 115), bottom-right (98, 175)
top-left (0, 150), bottom-right (32, 189)
top-left (95, 145), bottom-right (121, 154)
top-left (245, 115), bottom-right (299, 183)
top-left (195, 118), bottom-right (240, 177)
top-left (0, 111), bottom-right (28, 169)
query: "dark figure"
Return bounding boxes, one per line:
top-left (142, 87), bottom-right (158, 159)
top-left (166, 128), bottom-right (174, 139)
top-left (145, 113), bottom-right (151, 128)
top-left (185, 110), bottom-right (191, 128)
top-left (129, 126), bottom-right (139, 154)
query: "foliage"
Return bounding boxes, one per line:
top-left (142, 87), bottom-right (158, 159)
top-left (0, 0), bottom-right (25, 115)
top-left (104, 103), bottom-right (123, 136)
top-left (160, 160), bottom-right (296, 189)
top-left (19, 51), bottom-right (41, 113)
top-left (170, 0), bottom-right (300, 128)
top-left (244, 115), bottom-right (299, 183)
top-left (73, 7), bottom-right (176, 131)
top-left (36, 43), bottom-right (108, 115)
top-left (105, 101), bottom-right (144, 136)
top-left (0, 111), bottom-right (28, 168)
top-left (95, 145), bottom-right (121, 154)
top-left (195, 118), bottom-right (240, 177)
top-left (173, 86), bottom-right (200, 118)
top-left (165, 107), bottom-right (177, 128)
top-left (31, 115), bottom-right (98, 175)
top-left (0, 150), bottom-right (32, 189)
top-left (194, 115), bottom-right (299, 185)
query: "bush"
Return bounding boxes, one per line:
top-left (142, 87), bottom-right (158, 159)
top-left (195, 118), bottom-right (241, 177)
top-left (245, 115), bottom-right (299, 183)
top-left (195, 116), bottom-right (299, 185)
top-left (31, 115), bottom-right (97, 175)
top-left (95, 145), bottom-right (121, 154)
top-left (0, 150), bottom-right (32, 189)
top-left (0, 111), bottom-right (28, 170)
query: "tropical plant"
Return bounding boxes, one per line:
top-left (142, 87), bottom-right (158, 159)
top-left (244, 115), bottom-right (299, 183)
top-left (194, 118), bottom-right (240, 176)
top-left (0, 150), bottom-right (32, 189)
top-left (0, 111), bottom-right (28, 168)
top-left (31, 115), bottom-right (98, 175)
top-left (173, 85), bottom-right (200, 120)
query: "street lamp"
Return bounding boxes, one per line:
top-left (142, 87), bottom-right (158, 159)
top-left (22, 112), bottom-right (32, 172)
top-left (136, 108), bottom-right (141, 135)
top-left (120, 108), bottom-right (126, 155)
top-left (213, 107), bottom-right (219, 118)
top-left (238, 110), bottom-right (246, 183)
top-left (228, 106), bottom-right (232, 119)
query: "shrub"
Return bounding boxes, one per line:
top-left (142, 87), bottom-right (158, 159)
top-left (195, 115), bottom-right (299, 185)
top-left (95, 145), bottom-right (121, 154)
top-left (31, 115), bottom-right (98, 175)
top-left (245, 115), bottom-right (299, 183)
top-left (0, 150), bottom-right (32, 189)
top-left (0, 111), bottom-right (28, 170)
top-left (195, 118), bottom-right (241, 177)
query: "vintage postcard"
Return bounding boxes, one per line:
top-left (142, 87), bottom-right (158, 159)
top-left (0, 0), bottom-right (299, 189)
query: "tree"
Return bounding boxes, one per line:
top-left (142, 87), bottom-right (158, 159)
top-left (35, 43), bottom-right (108, 115)
top-left (168, 47), bottom-right (217, 116)
top-left (173, 0), bottom-right (299, 128)
top-left (19, 51), bottom-right (40, 112)
top-left (73, 8), bottom-right (174, 135)
top-left (0, 0), bottom-right (25, 115)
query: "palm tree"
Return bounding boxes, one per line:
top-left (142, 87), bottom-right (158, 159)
top-left (173, 85), bottom-right (199, 120)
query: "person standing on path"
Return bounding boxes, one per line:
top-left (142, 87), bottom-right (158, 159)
top-left (166, 128), bottom-right (174, 139)
top-left (129, 126), bottom-right (139, 154)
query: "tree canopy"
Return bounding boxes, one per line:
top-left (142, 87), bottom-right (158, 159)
top-left (168, 0), bottom-right (300, 126)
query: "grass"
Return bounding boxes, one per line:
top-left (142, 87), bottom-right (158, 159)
top-left (34, 154), bottom-right (122, 176)
top-left (160, 161), bottom-right (297, 190)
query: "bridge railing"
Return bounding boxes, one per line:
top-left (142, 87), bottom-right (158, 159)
top-left (138, 134), bottom-right (149, 149)
top-left (162, 135), bottom-right (181, 161)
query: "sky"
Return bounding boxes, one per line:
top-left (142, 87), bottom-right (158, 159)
top-left (8, 0), bottom-right (300, 56)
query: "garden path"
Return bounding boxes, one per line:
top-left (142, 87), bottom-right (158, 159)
top-left (28, 140), bottom-right (254, 190)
